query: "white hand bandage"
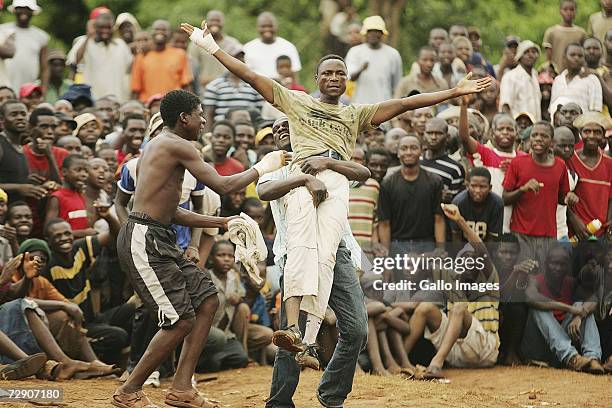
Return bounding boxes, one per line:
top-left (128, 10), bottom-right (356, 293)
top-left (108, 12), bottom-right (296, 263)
top-left (189, 27), bottom-right (220, 55)
top-left (253, 151), bottom-right (288, 176)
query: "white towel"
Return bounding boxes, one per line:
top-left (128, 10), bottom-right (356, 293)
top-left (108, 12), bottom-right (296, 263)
top-left (227, 212), bottom-right (267, 286)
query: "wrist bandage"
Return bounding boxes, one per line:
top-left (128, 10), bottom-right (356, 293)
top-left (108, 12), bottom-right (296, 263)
top-left (189, 27), bottom-right (220, 55)
top-left (253, 151), bottom-right (287, 177)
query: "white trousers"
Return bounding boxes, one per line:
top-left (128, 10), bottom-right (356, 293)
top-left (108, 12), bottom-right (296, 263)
top-left (283, 167), bottom-right (349, 319)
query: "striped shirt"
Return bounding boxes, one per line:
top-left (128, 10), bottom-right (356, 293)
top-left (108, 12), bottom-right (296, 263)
top-left (348, 178), bottom-right (379, 247)
top-left (420, 154), bottom-right (465, 198)
top-left (204, 73), bottom-right (265, 121)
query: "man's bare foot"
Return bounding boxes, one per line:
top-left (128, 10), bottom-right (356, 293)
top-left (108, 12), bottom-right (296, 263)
top-left (111, 388), bottom-right (159, 408)
top-left (387, 364), bottom-right (402, 375)
top-left (56, 360), bottom-right (90, 380)
top-left (165, 387), bottom-right (220, 408)
top-left (371, 367), bottom-right (391, 376)
top-left (422, 364), bottom-right (445, 380)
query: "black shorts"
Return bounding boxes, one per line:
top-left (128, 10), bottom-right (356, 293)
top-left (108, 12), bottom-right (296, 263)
top-left (117, 212), bottom-right (217, 328)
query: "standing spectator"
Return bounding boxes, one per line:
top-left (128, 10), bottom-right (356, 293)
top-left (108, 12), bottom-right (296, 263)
top-left (394, 47), bottom-right (446, 98)
top-left (378, 135), bottom-right (445, 257)
top-left (348, 147), bottom-right (379, 250)
top-left (499, 40), bottom-right (542, 121)
top-left (366, 147), bottom-right (390, 184)
top-left (44, 50), bottom-right (72, 104)
top-left (429, 28), bottom-right (448, 50)
top-left (2, 0), bottom-right (49, 92)
top-left (74, 12), bottom-right (132, 102)
top-left (587, 0), bottom-right (612, 42)
top-left (0, 100), bottom-right (46, 203)
top-left (131, 20), bottom-right (193, 102)
top-left (542, 0), bottom-right (587, 73)
top-left (114, 12), bottom-right (140, 47)
top-left (550, 43), bottom-right (603, 114)
top-left (420, 118), bottom-right (466, 203)
top-left (244, 12), bottom-right (301, 78)
top-left (18, 83), bottom-right (42, 112)
top-left (188, 10), bottom-right (241, 89)
top-left (451, 167), bottom-right (503, 242)
top-left (568, 112), bottom-right (612, 241)
top-left (203, 44), bottom-right (264, 128)
top-left (211, 120), bottom-right (245, 176)
top-left (72, 113), bottom-right (101, 151)
top-left (345, 16), bottom-right (402, 104)
top-left (0, 9), bottom-right (15, 88)
top-left (552, 126), bottom-right (579, 241)
top-left (433, 43), bottom-right (465, 88)
top-left (502, 121), bottom-right (572, 264)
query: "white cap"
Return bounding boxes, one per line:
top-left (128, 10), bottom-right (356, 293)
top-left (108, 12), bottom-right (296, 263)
top-left (8, 0), bottom-right (41, 15)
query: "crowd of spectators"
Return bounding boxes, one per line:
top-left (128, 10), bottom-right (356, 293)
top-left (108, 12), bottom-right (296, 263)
top-left (0, 0), bottom-right (611, 389)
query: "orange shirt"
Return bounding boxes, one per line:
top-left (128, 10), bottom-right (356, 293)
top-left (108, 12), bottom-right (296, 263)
top-left (12, 273), bottom-right (68, 302)
top-left (131, 46), bottom-right (193, 102)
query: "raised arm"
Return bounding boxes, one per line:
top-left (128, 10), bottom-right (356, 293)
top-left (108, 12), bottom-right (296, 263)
top-left (459, 94), bottom-right (479, 154)
top-left (177, 140), bottom-right (289, 196)
top-left (181, 21), bottom-right (275, 103)
top-left (371, 73), bottom-right (492, 126)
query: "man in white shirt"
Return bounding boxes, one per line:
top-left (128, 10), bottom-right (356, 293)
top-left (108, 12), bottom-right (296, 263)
top-left (550, 43), bottom-right (603, 115)
top-left (72, 12), bottom-right (133, 102)
top-left (244, 12), bottom-right (301, 78)
top-left (345, 15), bottom-right (403, 104)
top-left (499, 40), bottom-right (542, 121)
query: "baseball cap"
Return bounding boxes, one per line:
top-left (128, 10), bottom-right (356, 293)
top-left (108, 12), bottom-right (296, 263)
top-left (505, 35), bottom-right (520, 47)
top-left (55, 111), bottom-right (77, 130)
top-left (255, 127), bottom-right (273, 146)
top-left (19, 83), bottom-right (42, 98)
top-left (60, 84), bottom-right (94, 108)
top-left (467, 26), bottom-right (480, 39)
top-left (47, 49), bottom-right (66, 62)
top-left (8, 0), bottom-right (41, 14)
top-left (514, 40), bottom-right (541, 63)
top-left (89, 6), bottom-right (111, 20)
top-left (360, 15), bottom-right (388, 36)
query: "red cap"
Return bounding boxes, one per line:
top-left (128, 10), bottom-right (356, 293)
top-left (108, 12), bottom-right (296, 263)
top-left (146, 93), bottom-right (163, 108)
top-left (19, 83), bottom-right (42, 98)
top-left (538, 72), bottom-right (554, 85)
top-left (0, 1), bottom-right (4, 10)
top-left (90, 6), bottom-right (111, 20)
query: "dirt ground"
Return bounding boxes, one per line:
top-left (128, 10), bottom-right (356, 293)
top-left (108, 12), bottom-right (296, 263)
top-left (0, 365), bottom-right (610, 407)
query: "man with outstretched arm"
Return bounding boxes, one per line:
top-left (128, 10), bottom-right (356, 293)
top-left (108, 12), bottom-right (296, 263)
top-left (111, 89), bottom-right (289, 408)
top-left (182, 19), bottom-right (491, 372)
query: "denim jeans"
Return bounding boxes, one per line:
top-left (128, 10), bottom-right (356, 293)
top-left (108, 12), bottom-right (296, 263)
top-left (266, 242), bottom-right (368, 408)
top-left (521, 302), bottom-right (601, 366)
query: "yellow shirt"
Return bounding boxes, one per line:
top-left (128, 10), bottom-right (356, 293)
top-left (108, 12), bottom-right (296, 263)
top-left (271, 81), bottom-right (380, 163)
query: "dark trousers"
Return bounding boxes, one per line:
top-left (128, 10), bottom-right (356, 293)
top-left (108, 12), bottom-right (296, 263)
top-left (266, 243), bottom-right (368, 408)
top-left (85, 302), bottom-right (135, 364)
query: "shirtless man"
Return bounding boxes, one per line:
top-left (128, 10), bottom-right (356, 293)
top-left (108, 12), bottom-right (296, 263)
top-left (111, 89), bottom-right (288, 408)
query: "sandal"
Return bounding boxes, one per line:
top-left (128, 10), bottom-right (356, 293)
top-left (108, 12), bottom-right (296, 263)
top-left (35, 359), bottom-right (62, 381)
top-left (165, 387), bottom-right (220, 408)
top-left (111, 389), bottom-right (159, 408)
top-left (0, 353), bottom-right (47, 380)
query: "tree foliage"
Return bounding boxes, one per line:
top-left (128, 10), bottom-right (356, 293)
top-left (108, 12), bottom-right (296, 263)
top-left (30, 0), bottom-right (601, 88)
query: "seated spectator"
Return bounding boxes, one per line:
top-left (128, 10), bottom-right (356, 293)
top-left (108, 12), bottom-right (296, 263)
top-left (43, 214), bottom-right (133, 365)
top-left (211, 120), bottom-right (246, 176)
top-left (451, 167), bottom-right (503, 242)
top-left (203, 241), bottom-right (249, 371)
top-left (46, 154), bottom-right (93, 238)
top-left (522, 245), bottom-right (605, 374)
top-left (0, 330), bottom-right (47, 380)
top-left (401, 204), bottom-right (500, 379)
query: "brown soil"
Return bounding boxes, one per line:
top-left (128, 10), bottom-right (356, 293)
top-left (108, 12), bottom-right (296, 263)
top-left (0, 365), bottom-right (610, 407)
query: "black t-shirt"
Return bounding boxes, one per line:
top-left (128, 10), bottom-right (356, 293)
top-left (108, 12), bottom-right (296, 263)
top-left (378, 168), bottom-right (443, 241)
top-left (0, 133), bottom-right (30, 202)
top-left (451, 190), bottom-right (503, 241)
top-left (43, 236), bottom-right (102, 322)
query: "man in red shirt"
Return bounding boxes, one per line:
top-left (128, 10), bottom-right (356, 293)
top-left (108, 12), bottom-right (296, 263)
top-left (523, 245), bottom-right (604, 373)
top-left (211, 120), bottom-right (245, 176)
top-left (502, 121), bottom-right (575, 265)
top-left (23, 107), bottom-right (69, 184)
top-left (568, 112), bottom-right (612, 240)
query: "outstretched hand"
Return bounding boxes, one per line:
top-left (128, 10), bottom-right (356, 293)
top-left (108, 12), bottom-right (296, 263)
top-left (456, 73), bottom-right (493, 96)
top-left (180, 19), bottom-right (211, 37)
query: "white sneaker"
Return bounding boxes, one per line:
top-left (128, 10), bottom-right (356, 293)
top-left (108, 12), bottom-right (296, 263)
top-left (143, 370), bottom-right (160, 388)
